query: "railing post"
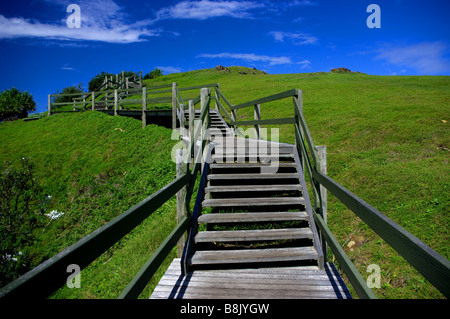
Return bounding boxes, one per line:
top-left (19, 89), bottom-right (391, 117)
top-left (47, 95), bottom-right (51, 116)
top-left (200, 88), bottom-right (210, 173)
top-left (315, 145), bottom-right (327, 260)
top-left (114, 89), bottom-right (118, 116)
top-left (176, 150), bottom-right (187, 257)
top-left (294, 89), bottom-right (305, 173)
top-left (172, 82), bottom-right (178, 130)
top-left (142, 87), bottom-right (147, 128)
top-left (231, 109), bottom-right (237, 137)
top-left (189, 100), bottom-right (195, 167)
top-left (254, 104), bottom-right (261, 140)
top-left (180, 104), bottom-right (185, 139)
top-left (91, 92), bottom-right (95, 111)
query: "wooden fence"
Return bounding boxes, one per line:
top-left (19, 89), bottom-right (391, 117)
top-left (2, 84), bottom-right (449, 299)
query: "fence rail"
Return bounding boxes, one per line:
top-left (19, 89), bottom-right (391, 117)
top-left (2, 82), bottom-right (448, 299)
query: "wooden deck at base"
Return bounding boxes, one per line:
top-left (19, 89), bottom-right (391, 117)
top-left (150, 258), bottom-right (352, 299)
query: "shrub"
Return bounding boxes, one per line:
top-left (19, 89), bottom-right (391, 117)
top-left (143, 68), bottom-right (163, 80)
top-left (88, 71), bottom-right (115, 92)
top-left (0, 88), bottom-right (36, 121)
top-left (0, 157), bottom-right (47, 287)
top-left (52, 83), bottom-right (84, 107)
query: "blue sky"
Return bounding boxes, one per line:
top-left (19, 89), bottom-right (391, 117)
top-left (0, 0), bottom-right (449, 113)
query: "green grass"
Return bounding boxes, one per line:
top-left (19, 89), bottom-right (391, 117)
top-left (1, 67), bottom-right (448, 299)
top-left (146, 67), bottom-right (449, 298)
top-left (0, 111), bottom-right (178, 298)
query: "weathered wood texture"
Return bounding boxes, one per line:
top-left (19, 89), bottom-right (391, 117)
top-left (150, 258), bottom-right (351, 299)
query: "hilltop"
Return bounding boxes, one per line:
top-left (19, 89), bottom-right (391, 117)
top-left (1, 68), bottom-right (448, 298)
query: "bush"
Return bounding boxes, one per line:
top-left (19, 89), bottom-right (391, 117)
top-left (0, 157), bottom-right (47, 287)
top-left (0, 88), bottom-right (36, 121)
top-left (88, 71), bottom-right (115, 92)
top-left (143, 68), bottom-right (163, 80)
top-left (52, 83), bottom-right (84, 107)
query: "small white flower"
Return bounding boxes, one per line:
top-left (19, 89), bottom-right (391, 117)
top-left (45, 210), bottom-right (64, 220)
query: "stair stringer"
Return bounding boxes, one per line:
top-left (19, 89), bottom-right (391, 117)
top-left (292, 145), bottom-right (325, 269)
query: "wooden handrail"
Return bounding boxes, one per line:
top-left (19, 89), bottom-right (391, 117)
top-left (37, 82), bottom-right (450, 299)
top-left (0, 174), bottom-right (191, 298)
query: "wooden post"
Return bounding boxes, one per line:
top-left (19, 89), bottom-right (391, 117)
top-left (114, 89), bottom-right (118, 116)
top-left (176, 149), bottom-right (187, 257)
top-left (142, 87), bottom-right (147, 128)
top-left (47, 95), bottom-right (51, 116)
top-left (200, 88), bottom-right (210, 173)
top-left (315, 145), bottom-right (327, 260)
top-left (294, 89), bottom-right (305, 173)
top-left (189, 100), bottom-right (195, 167)
top-left (254, 104), bottom-right (261, 140)
top-left (180, 104), bottom-right (185, 139)
top-left (214, 84), bottom-right (219, 111)
top-left (231, 109), bottom-right (237, 137)
top-left (91, 92), bottom-right (95, 111)
top-left (172, 82), bottom-right (178, 130)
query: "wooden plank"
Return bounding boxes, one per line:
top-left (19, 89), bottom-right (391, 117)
top-left (207, 173), bottom-right (300, 180)
top-left (189, 247), bottom-right (318, 265)
top-left (231, 89), bottom-right (297, 110)
top-left (231, 117), bottom-right (296, 126)
top-left (197, 212), bottom-right (309, 224)
top-left (210, 163), bottom-right (297, 169)
top-left (202, 197), bottom-right (305, 207)
top-left (314, 170), bottom-right (450, 298)
top-left (194, 228), bottom-right (313, 243)
top-left (204, 184), bottom-right (302, 193)
top-left (150, 259), bottom-right (351, 299)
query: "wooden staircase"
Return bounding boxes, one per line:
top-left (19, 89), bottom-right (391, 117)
top-left (183, 108), bottom-right (324, 271)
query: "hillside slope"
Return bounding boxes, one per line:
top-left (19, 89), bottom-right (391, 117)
top-left (1, 68), bottom-right (448, 298)
top-left (0, 111), bottom-right (178, 298)
top-left (147, 67), bottom-right (449, 298)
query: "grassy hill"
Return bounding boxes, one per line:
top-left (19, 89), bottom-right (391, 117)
top-left (0, 67), bottom-right (448, 298)
top-left (0, 111), bottom-right (178, 298)
top-left (146, 67), bottom-right (449, 298)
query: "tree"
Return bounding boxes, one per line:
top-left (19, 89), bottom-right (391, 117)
top-left (143, 68), bottom-right (163, 80)
top-left (52, 83), bottom-right (84, 106)
top-left (0, 88), bottom-right (36, 121)
top-left (88, 71), bottom-right (114, 92)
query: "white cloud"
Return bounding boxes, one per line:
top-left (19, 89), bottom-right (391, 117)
top-left (286, 0), bottom-right (318, 7)
top-left (156, 0), bottom-right (265, 20)
top-left (60, 63), bottom-right (77, 71)
top-left (198, 52), bottom-right (310, 66)
top-left (156, 66), bottom-right (183, 74)
top-left (268, 31), bottom-right (318, 45)
top-left (374, 42), bottom-right (450, 75)
top-left (0, 0), bottom-right (161, 44)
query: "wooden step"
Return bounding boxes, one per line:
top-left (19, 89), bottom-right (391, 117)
top-left (202, 197), bottom-right (305, 207)
top-left (210, 163), bottom-right (297, 169)
top-left (195, 228), bottom-right (313, 243)
top-left (189, 247), bottom-right (318, 266)
top-left (198, 211), bottom-right (309, 224)
top-left (208, 173), bottom-right (300, 180)
top-left (211, 154), bottom-right (294, 162)
top-left (214, 148), bottom-right (293, 154)
top-left (205, 184), bottom-right (302, 193)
